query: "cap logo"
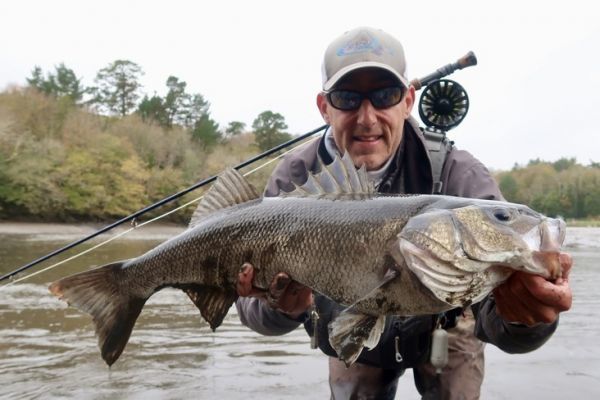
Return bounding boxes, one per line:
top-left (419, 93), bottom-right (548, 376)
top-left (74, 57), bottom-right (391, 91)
top-left (336, 30), bottom-right (390, 57)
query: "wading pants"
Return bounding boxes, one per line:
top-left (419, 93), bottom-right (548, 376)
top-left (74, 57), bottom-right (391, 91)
top-left (328, 309), bottom-right (485, 400)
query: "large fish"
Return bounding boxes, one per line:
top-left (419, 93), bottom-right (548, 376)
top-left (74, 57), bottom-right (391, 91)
top-left (49, 153), bottom-right (565, 366)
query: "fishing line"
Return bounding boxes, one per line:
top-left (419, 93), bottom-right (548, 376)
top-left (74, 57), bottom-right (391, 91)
top-left (1, 135), bottom-right (320, 287)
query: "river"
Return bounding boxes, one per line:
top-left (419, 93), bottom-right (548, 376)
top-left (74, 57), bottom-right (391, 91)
top-left (0, 223), bottom-right (598, 399)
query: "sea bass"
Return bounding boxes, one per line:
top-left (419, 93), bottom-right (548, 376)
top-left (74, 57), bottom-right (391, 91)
top-left (49, 153), bottom-right (565, 366)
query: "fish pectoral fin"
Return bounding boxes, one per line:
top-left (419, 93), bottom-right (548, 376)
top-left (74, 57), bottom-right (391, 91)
top-left (183, 285), bottom-right (238, 331)
top-left (328, 308), bottom-right (385, 367)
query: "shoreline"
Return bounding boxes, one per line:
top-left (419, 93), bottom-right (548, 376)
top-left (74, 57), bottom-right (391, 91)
top-left (0, 221), bottom-right (187, 238)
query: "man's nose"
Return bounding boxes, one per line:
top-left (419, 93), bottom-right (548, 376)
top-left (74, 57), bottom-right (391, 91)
top-left (356, 99), bottom-right (377, 127)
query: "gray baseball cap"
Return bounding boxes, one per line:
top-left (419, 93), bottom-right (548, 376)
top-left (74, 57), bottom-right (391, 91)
top-left (321, 27), bottom-right (409, 91)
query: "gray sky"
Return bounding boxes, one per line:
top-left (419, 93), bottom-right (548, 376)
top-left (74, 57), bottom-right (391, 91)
top-left (1, 0), bottom-right (598, 170)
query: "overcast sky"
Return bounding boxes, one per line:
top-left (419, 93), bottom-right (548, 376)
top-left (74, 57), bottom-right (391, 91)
top-left (1, 0), bottom-right (598, 170)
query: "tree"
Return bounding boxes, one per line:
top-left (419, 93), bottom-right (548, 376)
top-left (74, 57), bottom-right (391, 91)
top-left (552, 157), bottom-right (577, 172)
top-left (180, 93), bottom-right (210, 129)
top-left (191, 113), bottom-right (221, 148)
top-left (252, 111), bottom-right (291, 151)
top-left (27, 66), bottom-right (53, 94)
top-left (90, 60), bottom-right (144, 116)
top-left (225, 121), bottom-right (246, 137)
top-left (137, 94), bottom-right (167, 126)
top-left (26, 63), bottom-right (85, 103)
top-left (163, 76), bottom-right (189, 128)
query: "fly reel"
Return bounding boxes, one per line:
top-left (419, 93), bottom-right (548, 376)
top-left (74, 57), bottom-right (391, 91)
top-left (418, 79), bottom-right (469, 131)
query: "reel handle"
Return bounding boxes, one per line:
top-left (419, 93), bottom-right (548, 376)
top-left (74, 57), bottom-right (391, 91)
top-left (410, 51), bottom-right (477, 90)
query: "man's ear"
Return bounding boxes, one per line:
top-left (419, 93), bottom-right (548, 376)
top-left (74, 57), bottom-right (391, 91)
top-left (404, 86), bottom-right (416, 118)
top-left (317, 93), bottom-right (330, 123)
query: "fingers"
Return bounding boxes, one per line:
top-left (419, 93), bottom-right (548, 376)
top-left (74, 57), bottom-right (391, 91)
top-left (267, 272), bottom-right (292, 304)
top-left (276, 282), bottom-right (313, 318)
top-left (494, 274), bottom-right (558, 325)
top-left (267, 274), bottom-right (313, 318)
top-left (520, 273), bottom-right (572, 311)
top-left (236, 263), bottom-right (266, 297)
top-left (559, 252), bottom-right (573, 280)
top-left (236, 264), bottom-right (313, 317)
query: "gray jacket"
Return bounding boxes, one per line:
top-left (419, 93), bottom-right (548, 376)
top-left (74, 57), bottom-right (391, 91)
top-left (236, 117), bottom-right (557, 363)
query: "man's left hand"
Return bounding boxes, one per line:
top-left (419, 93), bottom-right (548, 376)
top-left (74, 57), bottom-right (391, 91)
top-left (493, 252), bottom-right (573, 326)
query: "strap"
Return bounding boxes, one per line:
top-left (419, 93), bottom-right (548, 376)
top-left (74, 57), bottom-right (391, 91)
top-left (422, 128), bottom-right (453, 194)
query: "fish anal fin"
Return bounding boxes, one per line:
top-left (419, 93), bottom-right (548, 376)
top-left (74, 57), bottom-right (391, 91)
top-left (189, 168), bottom-right (260, 228)
top-left (328, 309), bottom-right (385, 367)
top-left (184, 285), bottom-right (237, 331)
top-left (48, 261), bottom-right (146, 367)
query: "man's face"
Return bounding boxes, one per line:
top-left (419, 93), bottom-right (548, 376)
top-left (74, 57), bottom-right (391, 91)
top-left (317, 68), bottom-right (415, 171)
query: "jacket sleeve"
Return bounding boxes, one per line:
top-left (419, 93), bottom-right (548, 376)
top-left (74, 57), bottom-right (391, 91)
top-left (235, 297), bottom-right (304, 336)
top-left (443, 148), bottom-right (558, 353)
top-left (471, 294), bottom-right (557, 353)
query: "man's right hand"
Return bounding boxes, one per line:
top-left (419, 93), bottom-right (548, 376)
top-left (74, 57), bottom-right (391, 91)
top-left (236, 262), bottom-right (313, 320)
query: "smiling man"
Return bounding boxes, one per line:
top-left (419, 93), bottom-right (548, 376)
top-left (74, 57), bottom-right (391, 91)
top-left (236, 27), bottom-right (572, 399)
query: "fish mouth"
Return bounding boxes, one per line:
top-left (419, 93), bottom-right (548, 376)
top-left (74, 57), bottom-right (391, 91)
top-left (399, 239), bottom-right (512, 307)
top-left (518, 218), bottom-right (565, 279)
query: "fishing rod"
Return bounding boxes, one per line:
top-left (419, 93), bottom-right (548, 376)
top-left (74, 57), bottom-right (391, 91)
top-left (2, 51), bottom-right (479, 284)
top-left (410, 51), bottom-right (477, 90)
top-left (0, 124), bottom-right (328, 283)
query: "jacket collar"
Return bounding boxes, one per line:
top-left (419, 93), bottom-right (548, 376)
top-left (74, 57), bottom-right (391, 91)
top-left (317, 116), bottom-right (434, 194)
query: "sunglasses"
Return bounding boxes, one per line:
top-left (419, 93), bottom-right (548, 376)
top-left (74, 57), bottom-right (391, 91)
top-left (326, 86), bottom-right (405, 111)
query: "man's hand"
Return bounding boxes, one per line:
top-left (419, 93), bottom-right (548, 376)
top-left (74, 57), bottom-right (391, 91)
top-left (494, 252), bottom-right (573, 326)
top-left (236, 262), bottom-right (313, 319)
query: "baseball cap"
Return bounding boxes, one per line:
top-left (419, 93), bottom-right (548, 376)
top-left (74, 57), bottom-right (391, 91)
top-left (321, 27), bottom-right (409, 92)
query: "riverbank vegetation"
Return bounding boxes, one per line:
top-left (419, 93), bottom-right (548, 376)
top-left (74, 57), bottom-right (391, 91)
top-left (1, 61), bottom-right (598, 223)
top-left (0, 62), bottom-right (293, 222)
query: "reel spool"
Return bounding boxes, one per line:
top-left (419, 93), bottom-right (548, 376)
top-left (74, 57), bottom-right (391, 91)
top-left (418, 79), bottom-right (469, 131)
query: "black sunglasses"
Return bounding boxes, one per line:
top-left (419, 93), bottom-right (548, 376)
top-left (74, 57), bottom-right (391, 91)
top-left (326, 86), bottom-right (405, 111)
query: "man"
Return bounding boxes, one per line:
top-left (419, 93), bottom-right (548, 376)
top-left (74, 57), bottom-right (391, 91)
top-left (236, 27), bottom-right (573, 399)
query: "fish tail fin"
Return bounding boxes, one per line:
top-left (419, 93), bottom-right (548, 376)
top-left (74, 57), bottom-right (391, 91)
top-left (49, 261), bottom-right (146, 366)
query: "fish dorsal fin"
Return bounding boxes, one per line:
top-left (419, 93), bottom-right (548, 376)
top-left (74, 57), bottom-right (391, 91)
top-left (189, 168), bottom-right (260, 228)
top-left (282, 152), bottom-right (374, 197)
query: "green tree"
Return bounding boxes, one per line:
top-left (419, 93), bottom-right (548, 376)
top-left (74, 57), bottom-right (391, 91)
top-left (138, 94), bottom-right (167, 126)
top-left (552, 157), bottom-right (577, 172)
top-left (26, 63), bottom-right (85, 103)
top-left (27, 66), bottom-right (54, 94)
top-left (191, 114), bottom-right (221, 148)
top-left (252, 111), bottom-right (291, 151)
top-left (225, 121), bottom-right (246, 137)
top-left (90, 60), bottom-right (144, 116)
top-left (163, 76), bottom-right (189, 128)
top-left (180, 93), bottom-right (209, 128)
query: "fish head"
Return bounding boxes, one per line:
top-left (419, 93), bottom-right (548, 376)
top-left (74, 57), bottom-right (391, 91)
top-left (397, 203), bottom-right (566, 307)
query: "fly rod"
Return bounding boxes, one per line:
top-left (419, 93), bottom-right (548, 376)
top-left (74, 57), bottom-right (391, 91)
top-left (410, 51), bottom-right (477, 90)
top-left (0, 124), bottom-right (328, 283)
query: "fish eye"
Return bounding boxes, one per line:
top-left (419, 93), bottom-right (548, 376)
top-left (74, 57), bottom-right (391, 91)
top-left (492, 208), bottom-right (512, 222)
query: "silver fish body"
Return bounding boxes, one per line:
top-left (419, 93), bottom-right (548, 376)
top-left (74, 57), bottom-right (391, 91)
top-left (49, 154), bottom-right (565, 366)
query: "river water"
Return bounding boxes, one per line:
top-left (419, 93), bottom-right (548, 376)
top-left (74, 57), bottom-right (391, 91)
top-left (0, 223), bottom-right (598, 399)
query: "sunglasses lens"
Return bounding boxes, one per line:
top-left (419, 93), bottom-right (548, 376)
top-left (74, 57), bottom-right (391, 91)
top-left (328, 87), bottom-right (404, 110)
top-left (328, 91), bottom-right (362, 110)
top-left (370, 87), bottom-right (404, 108)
